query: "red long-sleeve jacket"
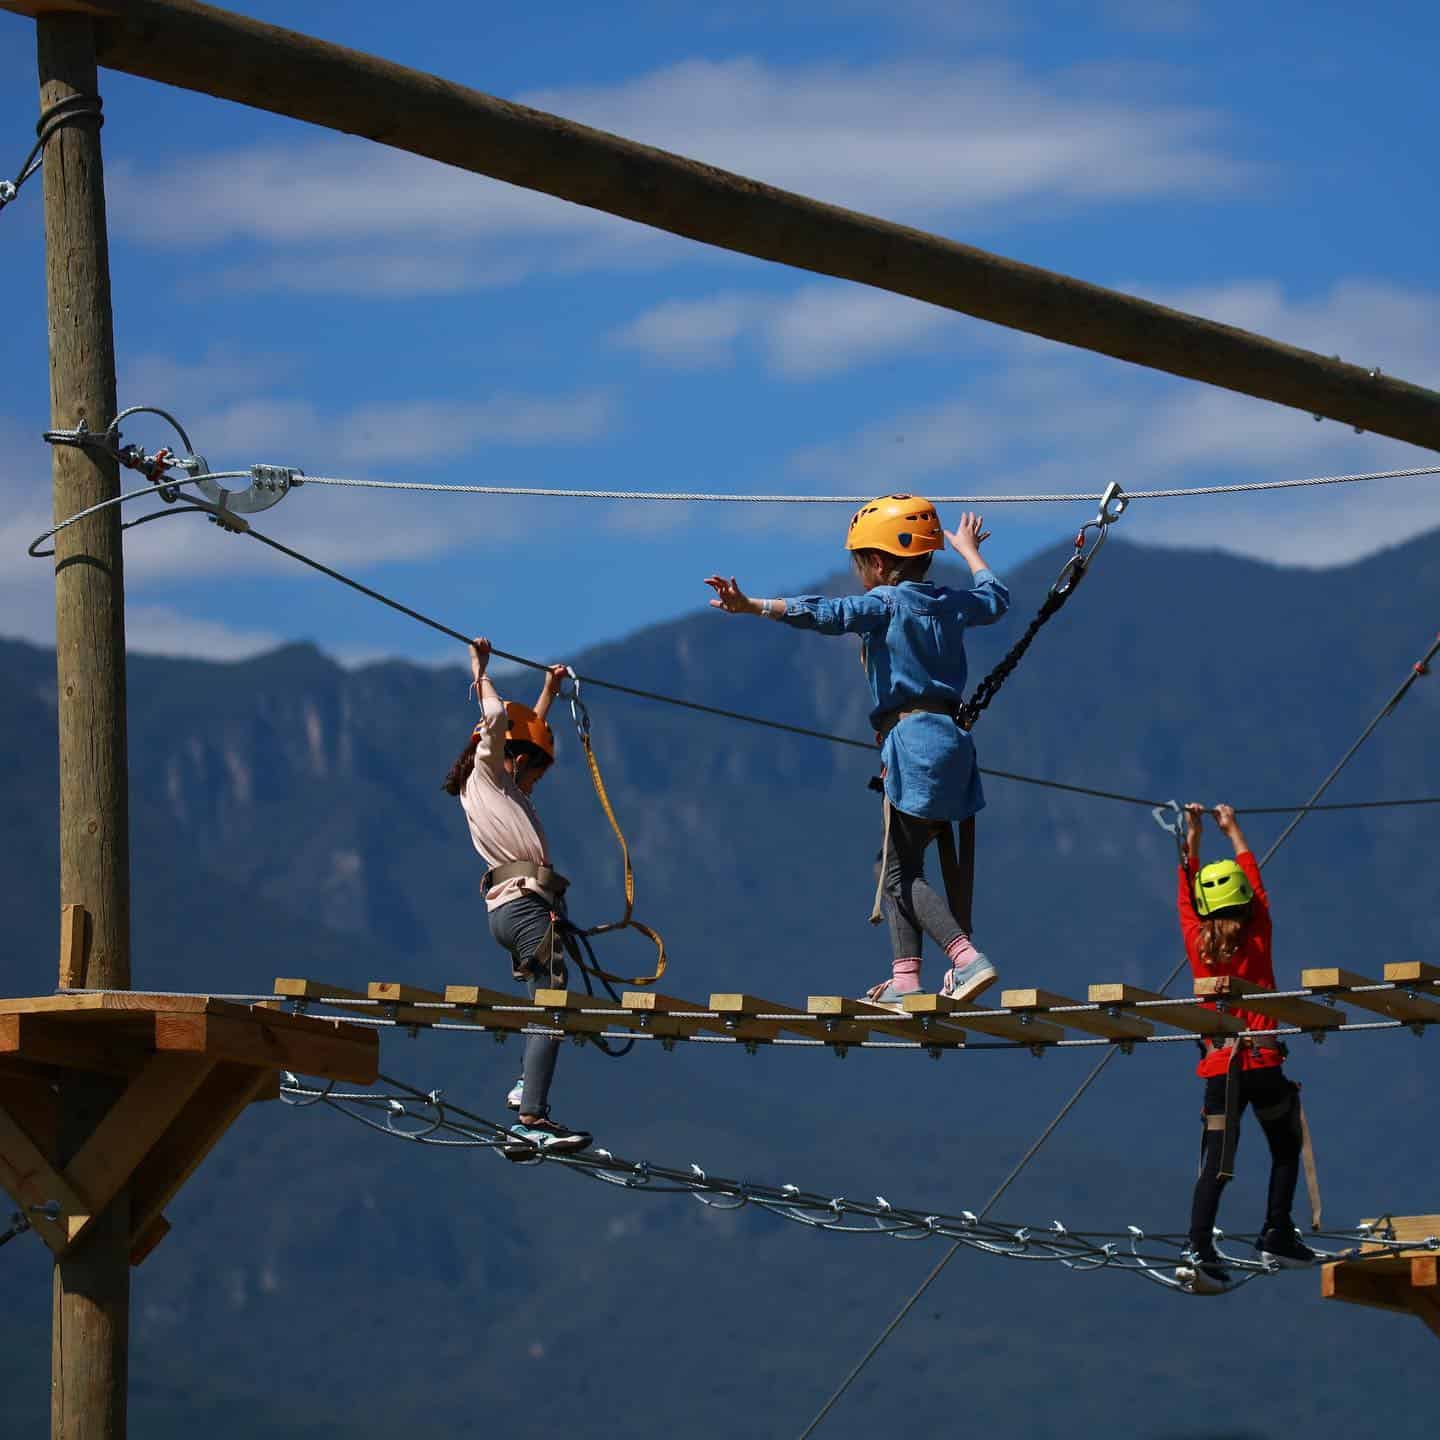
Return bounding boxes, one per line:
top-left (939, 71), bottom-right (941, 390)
top-left (1178, 850), bottom-right (1282, 1077)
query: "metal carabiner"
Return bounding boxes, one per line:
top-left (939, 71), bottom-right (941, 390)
top-left (562, 665), bottom-right (591, 740)
top-left (1151, 799), bottom-right (1187, 860)
top-left (1050, 482), bottom-right (1129, 599)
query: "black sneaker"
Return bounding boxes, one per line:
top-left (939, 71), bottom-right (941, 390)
top-left (1258, 1226), bottom-right (1317, 1269)
top-left (1176, 1250), bottom-right (1232, 1295)
top-left (506, 1116), bottom-right (593, 1155)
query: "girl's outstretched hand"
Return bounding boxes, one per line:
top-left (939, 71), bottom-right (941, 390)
top-left (945, 512), bottom-right (991, 558)
top-left (705, 575), bottom-right (754, 615)
top-left (1213, 803), bottom-right (1240, 835)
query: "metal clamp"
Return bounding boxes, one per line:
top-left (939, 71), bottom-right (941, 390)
top-left (561, 666), bottom-right (591, 740)
top-left (1052, 481), bottom-right (1128, 598)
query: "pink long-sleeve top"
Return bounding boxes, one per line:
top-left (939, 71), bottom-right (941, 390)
top-left (460, 677), bottom-right (555, 912)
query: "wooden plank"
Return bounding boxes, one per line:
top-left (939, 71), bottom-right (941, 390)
top-left (1301, 969), bottom-right (1440, 1025)
top-left (1087, 983), bottom-right (1243, 1037)
top-left (1384, 961), bottom-right (1440, 986)
top-left (128, 1214), bottom-right (169, 1267)
top-left (0, 991), bottom-right (217, 1020)
top-left (58, 902), bottom-right (90, 990)
top-left (366, 980), bottom-right (458, 1027)
top-left (1193, 975), bottom-right (1343, 1030)
top-left (0, 1013), bottom-right (148, 1076)
top-left (1001, 988), bottom-right (1153, 1040)
top-left (274, 977), bottom-right (369, 1002)
top-left (806, 996), bottom-right (968, 1046)
top-left (1413, 1256), bottom-right (1438, 1289)
top-left (441, 984), bottom-right (545, 1035)
top-left (3, 3), bottom-right (1438, 446)
top-left (1360, 1215), bottom-right (1440, 1247)
top-left (1323, 1262), bottom-right (1416, 1316)
top-left (62, 1054), bottom-right (214, 1245)
top-left (709, 994), bottom-right (870, 1044)
top-left (532, 988), bottom-right (687, 1039)
top-left (128, 1062), bottom-right (269, 1243)
top-left (0, 1104), bottom-right (90, 1257)
top-left (154, 1012), bottom-right (378, 1084)
top-left (622, 990), bottom-right (779, 1042)
top-left (901, 992), bottom-right (1064, 1044)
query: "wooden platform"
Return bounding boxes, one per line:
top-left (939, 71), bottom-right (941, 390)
top-left (1322, 1215), bottom-right (1440, 1339)
top-left (269, 963), bottom-right (1440, 1053)
top-left (0, 992), bottom-right (378, 1266)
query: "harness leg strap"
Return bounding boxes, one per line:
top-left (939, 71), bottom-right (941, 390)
top-left (936, 816), bottom-right (976, 936)
top-left (870, 794), bottom-right (892, 926)
top-left (1217, 1046), bottom-right (1244, 1181)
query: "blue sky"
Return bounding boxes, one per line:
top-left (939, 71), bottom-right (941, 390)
top-left (2, 0), bottom-right (1438, 667)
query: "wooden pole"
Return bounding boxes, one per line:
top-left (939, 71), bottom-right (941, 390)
top-left (4, 0), bottom-right (1440, 448)
top-left (37, 12), bottom-right (132, 1438)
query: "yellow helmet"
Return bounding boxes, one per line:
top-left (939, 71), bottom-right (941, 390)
top-left (845, 494), bottom-right (944, 557)
top-left (503, 702), bottom-right (554, 762)
top-left (1193, 860), bottom-right (1253, 917)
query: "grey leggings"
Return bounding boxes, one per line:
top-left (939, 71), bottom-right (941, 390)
top-left (881, 806), bottom-right (973, 961)
top-left (489, 894), bottom-right (569, 1118)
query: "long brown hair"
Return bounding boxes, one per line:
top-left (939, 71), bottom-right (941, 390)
top-left (1197, 912), bottom-right (1248, 970)
top-left (442, 732), bottom-right (481, 796)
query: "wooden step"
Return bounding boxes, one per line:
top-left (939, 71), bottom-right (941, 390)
top-left (1192, 975), bottom-right (1343, 1030)
top-left (1000, 988), bottom-right (1152, 1040)
top-left (1301, 969), bottom-right (1440, 1025)
top-left (621, 990), bottom-right (772, 1041)
top-left (806, 996), bottom-right (967, 1046)
top-left (1087, 983), bottom-right (1243, 1037)
top-left (900, 993), bottom-right (1064, 1045)
top-left (709, 994), bottom-right (871, 1045)
top-left (1383, 961), bottom-right (1440, 987)
top-left (443, 984), bottom-right (550, 1035)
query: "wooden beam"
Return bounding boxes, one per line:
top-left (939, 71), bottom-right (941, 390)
top-left (1192, 975), bottom-right (1343, 1030)
top-left (153, 1011), bottom-right (378, 1084)
top-left (530, 988), bottom-right (681, 1037)
top-left (1322, 1262), bottom-right (1417, 1316)
top-left (1301, 969), bottom-right (1440, 1025)
top-left (0, 1013), bottom-right (146, 1076)
top-left (127, 1062), bottom-right (268, 1243)
top-left (1385, 962), bottom-right (1440, 986)
top-left (1000, 988), bottom-right (1153, 1040)
top-left (57, 904), bottom-right (90, 991)
top-left (62, 1054), bottom-right (213, 1245)
top-left (0, 1105), bottom-right (91, 1257)
top-left (1087, 983), bottom-right (1243, 1037)
top-left (900, 993), bottom-right (1064, 1044)
top-left (0, 1077), bottom-right (59, 1161)
top-left (127, 1214), bottom-right (168, 1267)
top-left (1, 1), bottom-right (1438, 447)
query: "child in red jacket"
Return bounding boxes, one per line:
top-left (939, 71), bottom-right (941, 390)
top-left (1177, 803), bottom-right (1316, 1294)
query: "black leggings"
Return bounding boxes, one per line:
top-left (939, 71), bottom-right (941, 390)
top-left (881, 806), bottom-right (973, 961)
top-left (1188, 1065), bottom-right (1302, 1253)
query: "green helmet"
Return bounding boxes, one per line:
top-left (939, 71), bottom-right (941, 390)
top-left (1193, 860), bottom-right (1253, 917)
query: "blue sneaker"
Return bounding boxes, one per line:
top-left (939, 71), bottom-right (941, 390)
top-left (940, 952), bottom-right (996, 1003)
top-left (507, 1116), bottom-right (592, 1154)
top-left (863, 979), bottom-right (922, 1006)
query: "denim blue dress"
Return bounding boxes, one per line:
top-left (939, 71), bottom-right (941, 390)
top-left (777, 573), bottom-right (1010, 821)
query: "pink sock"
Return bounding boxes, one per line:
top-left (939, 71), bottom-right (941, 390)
top-left (892, 957), bottom-right (922, 992)
top-left (945, 934), bottom-right (979, 969)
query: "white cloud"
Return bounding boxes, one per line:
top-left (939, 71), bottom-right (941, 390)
top-left (109, 58), bottom-right (1245, 294)
top-left (616, 283), bottom-right (964, 378)
top-left (779, 278), bottom-right (1440, 566)
top-left (123, 606), bottom-right (286, 661)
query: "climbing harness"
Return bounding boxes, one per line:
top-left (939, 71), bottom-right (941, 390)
top-left (0, 92), bottom-right (103, 218)
top-left (551, 672), bottom-right (667, 987)
top-left (957, 480), bottom-right (1129, 731)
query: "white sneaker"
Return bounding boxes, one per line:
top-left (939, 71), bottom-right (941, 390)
top-left (505, 1077), bottom-right (524, 1111)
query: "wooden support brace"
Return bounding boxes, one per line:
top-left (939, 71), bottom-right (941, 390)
top-left (0, 1077), bottom-right (59, 1161)
top-left (1301, 969), bottom-right (1440, 1025)
top-left (0, 1012), bottom-right (146, 1076)
top-left (128, 1214), bottom-right (169, 1267)
top-left (61, 1053), bottom-right (213, 1246)
top-left (901, 992), bottom-right (1064, 1045)
top-left (127, 1062), bottom-right (270, 1245)
top-left (1000, 988), bottom-right (1153, 1040)
top-left (0, 1105), bottom-right (92, 1257)
top-left (57, 903), bottom-right (90, 990)
top-left (1192, 975), bottom-right (1344, 1030)
top-left (1087, 983), bottom-right (1244, 1037)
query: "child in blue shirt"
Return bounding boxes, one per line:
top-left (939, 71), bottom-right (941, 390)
top-left (705, 494), bottom-right (1010, 1003)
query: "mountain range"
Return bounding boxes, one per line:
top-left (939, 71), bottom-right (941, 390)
top-left (1, 529), bottom-right (1437, 1438)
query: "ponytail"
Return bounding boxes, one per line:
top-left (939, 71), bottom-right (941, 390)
top-left (442, 731), bottom-right (481, 796)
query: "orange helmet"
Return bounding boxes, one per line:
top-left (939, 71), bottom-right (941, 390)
top-left (845, 494), bottom-right (944, 557)
top-left (504, 702), bottom-right (555, 762)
